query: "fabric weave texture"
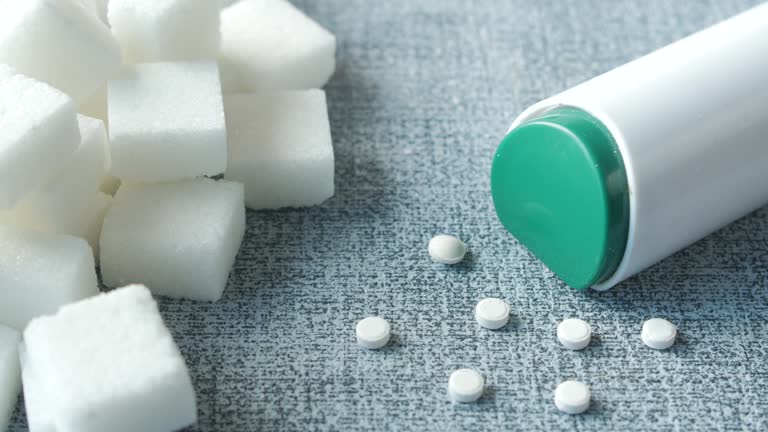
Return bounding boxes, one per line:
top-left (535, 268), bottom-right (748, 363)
top-left (9, 0), bottom-right (768, 430)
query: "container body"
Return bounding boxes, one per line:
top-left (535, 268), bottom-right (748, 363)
top-left (507, 3), bottom-right (768, 290)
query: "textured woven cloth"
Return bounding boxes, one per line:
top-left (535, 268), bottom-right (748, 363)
top-left (9, 0), bottom-right (768, 430)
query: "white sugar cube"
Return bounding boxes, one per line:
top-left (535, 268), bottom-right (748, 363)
top-left (0, 227), bottom-right (98, 330)
top-left (79, 84), bottom-right (108, 125)
top-left (0, 115), bottom-right (109, 243)
top-left (18, 345), bottom-right (49, 432)
top-left (100, 179), bottom-right (245, 301)
top-left (0, 0), bottom-right (121, 102)
top-left (220, 0), bottom-right (240, 8)
top-left (73, 0), bottom-right (100, 19)
top-left (77, 114), bottom-right (111, 181)
top-left (0, 65), bottom-right (80, 209)
top-left (51, 115), bottom-right (110, 206)
top-left (22, 285), bottom-right (197, 432)
top-left (93, 0), bottom-right (110, 23)
top-left (74, 0), bottom-right (109, 24)
top-left (45, 191), bottom-right (113, 259)
top-left (220, 0), bottom-right (336, 92)
top-left (0, 325), bottom-right (21, 432)
top-left (109, 0), bottom-right (221, 63)
top-left (0, 192), bottom-right (111, 260)
top-left (101, 174), bottom-right (122, 196)
top-left (108, 62), bottom-right (227, 183)
top-left (224, 91), bottom-right (334, 209)
top-left (79, 193), bottom-right (113, 257)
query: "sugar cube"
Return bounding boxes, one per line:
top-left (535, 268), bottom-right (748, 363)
top-left (224, 91), bottom-right (334, 209)
top-left (220, 0), bottom-right (336, 92)
top-left (101, 174), bottom-right (122, 196)
top-left (108, 62), bottom-right (227, 183)
top-left (0, 227), bottom-right (99, 330)
top-left (77, 114), bottom-right (111, 183)
top-left (0, 193), bottom-right (111, 260)
top-left (0, 65), bottom-right (80, 209)
top-left (0, 325), bottom-right (21, 432)
top-left (80, 193), bottom-right (113, 257)
top-left (47, 115), bottom-right (110, 206)
top-left (0, 0), bottom-right (121, 102)
top-left (93, 0), bottom-right (110, 23)
top-left (18, 345), bottom-right (49, 432)
top-left (74, 0), bottom-right (109, 24)
top-left (22, 285), bottom-right (197, 432)
top-left (100, 179), bottom-right (245, 301)
top-left (220, 0), bottom-right (240, 8)
top-left (0, 115), bottom-right (109, 244)
top-left (73, 0), bottom-right (100, 19)
top-left (79, 84), bottom-right (108, 125)
top-left (44, 191), bottom-right (112, 259)
top-left (109, 0), bottom-right (221, 63)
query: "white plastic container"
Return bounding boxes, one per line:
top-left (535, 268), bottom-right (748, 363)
top-left (491, 3), bottom-right (768, 290)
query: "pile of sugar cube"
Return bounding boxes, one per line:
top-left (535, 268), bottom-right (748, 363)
top-left (0, 0), bottom-right (336, 430)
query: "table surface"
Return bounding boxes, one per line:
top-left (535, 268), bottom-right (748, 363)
top-left (9, 1), bottom-right (768, 431)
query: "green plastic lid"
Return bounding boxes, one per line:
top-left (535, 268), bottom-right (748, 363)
top-left (491, 107), bottom-right (629, 289)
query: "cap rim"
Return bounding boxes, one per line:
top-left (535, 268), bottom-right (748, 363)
top-left (491, 107), bottom-right (629, 289)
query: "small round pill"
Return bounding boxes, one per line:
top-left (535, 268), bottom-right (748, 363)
top-left (356, 317), bottom-right (390, 349)
top-left (428, 234), bottom-right (466, 264)
top-left (554, 380), bottom-right (591, 414)
top-left (448, 368), bottom-right (484, 403)
top-left (641, 318), bottom-right (677, 350)
top-left (557, 318), bottom-right (592, 350)
top-left (475, 298), bottom-right (510, 330)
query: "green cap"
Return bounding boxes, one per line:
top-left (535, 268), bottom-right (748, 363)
top-left (491, 107), bottom-right (629, 289)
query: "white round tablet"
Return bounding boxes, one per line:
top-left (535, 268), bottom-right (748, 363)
top-left (557, 318), bottom-right (592, 350)
top-left (356, 317), bottom-right (390, 349)
top-left (554, 380), bottom-right (591, 414)
top-left (475, 298), bottom-right (510, 330)
top-left (428, 234), bottom-right (466, 264)
top-left (641, 318), bottom-right (677, 350)
top-left (448, 368), bottom-right (484, 403)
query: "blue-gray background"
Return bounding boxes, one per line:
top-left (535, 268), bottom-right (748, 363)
top-left (10, 0), bottom-right (768, 430)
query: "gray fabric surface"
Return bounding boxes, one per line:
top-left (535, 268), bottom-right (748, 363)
top-left (9, 0), bottom-right (768, 430)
